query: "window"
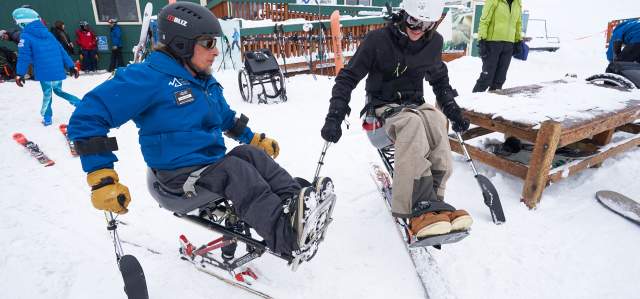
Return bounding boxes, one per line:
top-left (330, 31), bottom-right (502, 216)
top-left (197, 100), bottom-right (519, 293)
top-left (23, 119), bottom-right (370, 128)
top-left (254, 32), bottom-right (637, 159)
top-left (92, 0), bottom-right (141, 24)
top-left (345, 0), bottom-right (372, 6)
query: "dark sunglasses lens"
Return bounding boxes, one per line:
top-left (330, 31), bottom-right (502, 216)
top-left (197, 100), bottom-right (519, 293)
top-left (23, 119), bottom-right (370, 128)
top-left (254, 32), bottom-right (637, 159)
top-left (197, 37), bottom-right (217, 49)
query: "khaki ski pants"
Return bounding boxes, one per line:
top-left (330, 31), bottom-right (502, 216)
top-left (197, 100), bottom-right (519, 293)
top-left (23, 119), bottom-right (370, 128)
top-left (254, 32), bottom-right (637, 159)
top-left (375, 103), bottom-right (453, 218)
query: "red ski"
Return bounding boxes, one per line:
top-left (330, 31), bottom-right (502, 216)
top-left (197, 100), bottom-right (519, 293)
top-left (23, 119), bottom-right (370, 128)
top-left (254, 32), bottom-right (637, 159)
top-left (12, 133), bottom-right (55, 166)
top-left (59, 124), bottom-right (78, 156)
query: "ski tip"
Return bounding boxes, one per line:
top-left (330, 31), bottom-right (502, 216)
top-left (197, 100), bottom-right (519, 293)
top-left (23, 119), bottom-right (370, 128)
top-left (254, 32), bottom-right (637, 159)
top-left (45, 161), bottom-right (55, 167)
top-left (59, 123), bottom-right (68, 131)
top-left (12, 133), bottom-right (26, 144)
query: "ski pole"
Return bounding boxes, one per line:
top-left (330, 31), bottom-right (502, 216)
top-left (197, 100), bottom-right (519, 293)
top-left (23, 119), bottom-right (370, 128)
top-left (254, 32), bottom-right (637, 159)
top-left (104, 212), bottom-right (149, 299)
top-left (454, 132), bottom-right (506, 224)
top-left (454, 132), bottom-right (479, 176)
top-left (313, 141), bottom-right (331, 183)
top-left (105, 212), bottom-right (125, 260)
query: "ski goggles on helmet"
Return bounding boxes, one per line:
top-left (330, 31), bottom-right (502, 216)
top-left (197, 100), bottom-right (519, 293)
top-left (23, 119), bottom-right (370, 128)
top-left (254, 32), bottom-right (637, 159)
top-left (195, 35), bottom-right (218, 50)
top-left (405, 15), bottom-right (436, 31)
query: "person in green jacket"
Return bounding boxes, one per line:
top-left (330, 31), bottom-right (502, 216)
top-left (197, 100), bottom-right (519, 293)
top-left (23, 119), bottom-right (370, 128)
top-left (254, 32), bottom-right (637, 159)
top-left (472, 0), bottom-right (523, 92)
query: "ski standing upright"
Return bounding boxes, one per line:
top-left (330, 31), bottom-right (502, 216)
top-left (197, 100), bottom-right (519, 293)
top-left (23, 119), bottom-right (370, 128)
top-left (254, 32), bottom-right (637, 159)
top-left (329, 11), bottom-right (344, 75)
top-left (132, 2), bottom-right (153, 63)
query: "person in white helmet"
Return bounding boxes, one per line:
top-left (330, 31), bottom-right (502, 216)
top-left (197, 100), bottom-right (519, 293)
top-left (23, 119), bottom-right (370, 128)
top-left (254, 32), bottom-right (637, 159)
top-left (321, 0), bottom-right (473, 238)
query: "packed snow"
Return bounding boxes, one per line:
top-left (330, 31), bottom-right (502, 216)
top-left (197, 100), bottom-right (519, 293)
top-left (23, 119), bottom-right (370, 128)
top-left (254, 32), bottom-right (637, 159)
top-left (2, 1), bottom-right (640, 298)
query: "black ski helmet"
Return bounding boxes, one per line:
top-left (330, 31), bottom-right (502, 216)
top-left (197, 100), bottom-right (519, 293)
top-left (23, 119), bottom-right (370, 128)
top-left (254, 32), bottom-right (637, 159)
top-left (158, 2), bottom-right (222, 59)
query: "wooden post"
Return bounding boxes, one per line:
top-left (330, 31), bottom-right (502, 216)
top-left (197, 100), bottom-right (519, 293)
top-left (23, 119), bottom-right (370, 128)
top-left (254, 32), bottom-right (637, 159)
top-left (522, 120), bottom-right (562, 209)
top-left (591, 129), bottom-right (615, 168)
top-left (592, 129), bottom-right (614, 146)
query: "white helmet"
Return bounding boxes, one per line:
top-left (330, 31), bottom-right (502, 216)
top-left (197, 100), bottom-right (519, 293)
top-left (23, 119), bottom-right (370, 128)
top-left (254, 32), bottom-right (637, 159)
top-left (400, 0), bottom-right (444, 22)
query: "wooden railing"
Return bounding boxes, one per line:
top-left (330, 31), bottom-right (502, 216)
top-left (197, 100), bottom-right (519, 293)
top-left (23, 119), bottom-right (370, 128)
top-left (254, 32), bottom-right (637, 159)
top-left (241, 23), bottom-right (384, 58)
top-left (209, 0), bottom-right (385, 20)
top-left (208, 1), bottom-right (465, 74)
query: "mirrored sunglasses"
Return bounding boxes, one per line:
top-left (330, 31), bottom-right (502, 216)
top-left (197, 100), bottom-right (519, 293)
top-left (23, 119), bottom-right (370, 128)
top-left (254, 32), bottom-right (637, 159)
top-left (406, 15), bottom-right (436, 31)
top-left (196, 35), bottom-right (218, 49)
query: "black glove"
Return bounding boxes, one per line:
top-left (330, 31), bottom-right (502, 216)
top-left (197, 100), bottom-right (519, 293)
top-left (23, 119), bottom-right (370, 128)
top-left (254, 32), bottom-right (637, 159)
top-left (321, 101), bottom-right (350, 143)
top-left (69, 67), bottom-right (79, 79)
top-left (15, 76), bottom-right (25, 87)
top-left (478, 39), bottom-right (488, 57)
top-left (321, 117), bottom-right (342, 143)
top-left (513, 41), bottom-right (523, 55)
top-left (441, 100), bottom-right (470, 133)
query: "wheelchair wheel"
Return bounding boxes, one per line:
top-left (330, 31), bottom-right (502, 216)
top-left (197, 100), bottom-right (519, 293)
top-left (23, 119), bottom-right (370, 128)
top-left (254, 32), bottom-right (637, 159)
top-left (586, 73), bottom-right (637, 89)
top-left (238, 69), bottom-right (253, 102)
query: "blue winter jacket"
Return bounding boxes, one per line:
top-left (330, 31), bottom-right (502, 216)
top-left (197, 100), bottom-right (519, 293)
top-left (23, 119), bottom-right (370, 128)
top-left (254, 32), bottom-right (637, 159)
top-left (110, 25), bottom-right (122, 47)
top-left (68, 51), bottom-right (255, 172)
top-left (607, 20), bottom-right (640, 61)
top-left (16, 20), bottom-right (74, 81)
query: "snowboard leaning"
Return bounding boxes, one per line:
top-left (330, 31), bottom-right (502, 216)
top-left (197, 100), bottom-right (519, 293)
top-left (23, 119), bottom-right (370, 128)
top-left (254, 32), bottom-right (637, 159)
top-left (595, 190), bottom-right (640, 225)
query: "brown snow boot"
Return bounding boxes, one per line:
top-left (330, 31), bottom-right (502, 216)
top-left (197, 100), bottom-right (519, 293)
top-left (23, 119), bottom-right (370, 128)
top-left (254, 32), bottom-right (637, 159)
top-left (440, 210), bottom-right (473, 231)
top-left (409, 212), bottom-right (452, 238)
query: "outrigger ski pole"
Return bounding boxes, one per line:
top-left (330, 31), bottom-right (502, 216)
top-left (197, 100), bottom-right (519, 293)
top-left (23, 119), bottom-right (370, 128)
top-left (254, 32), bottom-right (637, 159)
top-left (454, 133), bottom-right (506, 224)
top-left (105, 212), bottom-right (149, 299)
top-left (313, 141), bottom-right (331, 183)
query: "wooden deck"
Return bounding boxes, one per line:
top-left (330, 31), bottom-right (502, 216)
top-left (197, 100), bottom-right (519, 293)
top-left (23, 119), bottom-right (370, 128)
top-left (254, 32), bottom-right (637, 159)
top-left (449, 81), bottom-right (640, 208)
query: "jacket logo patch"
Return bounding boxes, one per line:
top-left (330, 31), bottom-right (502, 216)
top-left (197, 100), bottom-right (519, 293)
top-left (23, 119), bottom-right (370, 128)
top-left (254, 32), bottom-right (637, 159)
top-left (174, 88), bottom-right (195, 105)
top-left (169, 77), bottom-right (188, 87)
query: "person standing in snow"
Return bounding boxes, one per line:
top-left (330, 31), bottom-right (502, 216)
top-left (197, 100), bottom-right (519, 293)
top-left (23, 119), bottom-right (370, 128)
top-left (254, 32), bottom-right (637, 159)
top-left (68, 2), bottom-right (325, 263)
top-left (12, 7), bottom-right (81, 126)
top-left (107, 18), bottom-right (124, 72)
top-left (607, 19), bottom-right (640, 63)
top-left (321, 0), bottom-right (473, 238)
top-left (232, 28), bottom-right (240, 50)
top-left (75, 21), bottom-right (97, 72)
top-left (51, 20), bottom-right (75, 56)
top-left (472, 0), bottom-right (523, 92)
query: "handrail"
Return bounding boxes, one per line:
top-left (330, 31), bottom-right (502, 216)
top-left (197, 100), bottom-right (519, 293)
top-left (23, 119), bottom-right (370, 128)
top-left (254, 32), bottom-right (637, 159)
top-left (240, 16), bottom-right (385, 36)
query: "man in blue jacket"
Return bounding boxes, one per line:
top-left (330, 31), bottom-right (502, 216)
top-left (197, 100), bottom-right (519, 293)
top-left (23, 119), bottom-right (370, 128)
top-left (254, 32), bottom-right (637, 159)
top-left (13, 7), bottom-right (80, 126)
top-left (68, 3), bottom-right (321, 263)
top-left (607, 19), bottom-right (640, 63)
top-left (107, 18), bottom-right (123, 72)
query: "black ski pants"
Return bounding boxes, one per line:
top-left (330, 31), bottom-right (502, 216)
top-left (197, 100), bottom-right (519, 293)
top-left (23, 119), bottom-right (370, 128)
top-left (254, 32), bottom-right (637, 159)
top-left (154, 145), bottom-right (301, 255)
top-left (618, 43), bottom-right (640, 63)
top-left (108, 47), bottom-right (124, 72)
top-left (473, 41), bottom-right (515, 92)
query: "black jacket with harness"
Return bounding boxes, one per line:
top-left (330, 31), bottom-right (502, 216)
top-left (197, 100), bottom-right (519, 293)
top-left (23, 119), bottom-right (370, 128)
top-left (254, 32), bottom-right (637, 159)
top-left (327, 24), bottom-right (458, 119)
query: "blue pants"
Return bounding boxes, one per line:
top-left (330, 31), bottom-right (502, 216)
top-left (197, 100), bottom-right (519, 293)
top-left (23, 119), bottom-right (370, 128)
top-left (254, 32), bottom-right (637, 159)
top-left (39, 81), bottom-right (81, 118)
top-left (81, 49), bottom-right (97, 71)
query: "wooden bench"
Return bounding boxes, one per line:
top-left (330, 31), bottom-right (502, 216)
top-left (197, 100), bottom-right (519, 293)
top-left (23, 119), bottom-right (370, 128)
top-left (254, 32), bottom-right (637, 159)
top-left (449, 80), bottom-right (640, 208)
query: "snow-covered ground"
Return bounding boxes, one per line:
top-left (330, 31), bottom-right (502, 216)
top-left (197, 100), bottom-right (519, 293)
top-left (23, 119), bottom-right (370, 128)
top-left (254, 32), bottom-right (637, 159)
top-left (2, 2), bottom-right (640, 299)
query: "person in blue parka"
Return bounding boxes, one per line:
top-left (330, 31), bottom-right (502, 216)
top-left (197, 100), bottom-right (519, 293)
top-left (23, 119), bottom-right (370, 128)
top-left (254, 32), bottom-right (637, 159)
top-left (107, 18), bottom-right (124, 72)
top-left (12, 7), bottom-right (80, 126)
top-left (607, 19), bottom-right (640, 63)
top-left (68, 3), bottom-right (318, 261)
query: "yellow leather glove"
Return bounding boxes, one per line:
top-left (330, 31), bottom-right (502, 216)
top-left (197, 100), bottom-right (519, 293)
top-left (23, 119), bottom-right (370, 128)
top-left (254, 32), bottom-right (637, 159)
top-left (87, 169), bottom-right (131, 214)
top-left (250, 133), bottom-right (280, 159)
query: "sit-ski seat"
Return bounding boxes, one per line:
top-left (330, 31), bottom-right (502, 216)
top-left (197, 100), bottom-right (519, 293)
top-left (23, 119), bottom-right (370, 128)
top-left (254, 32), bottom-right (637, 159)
top-left (146, 169), bottom-right (225, 215)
